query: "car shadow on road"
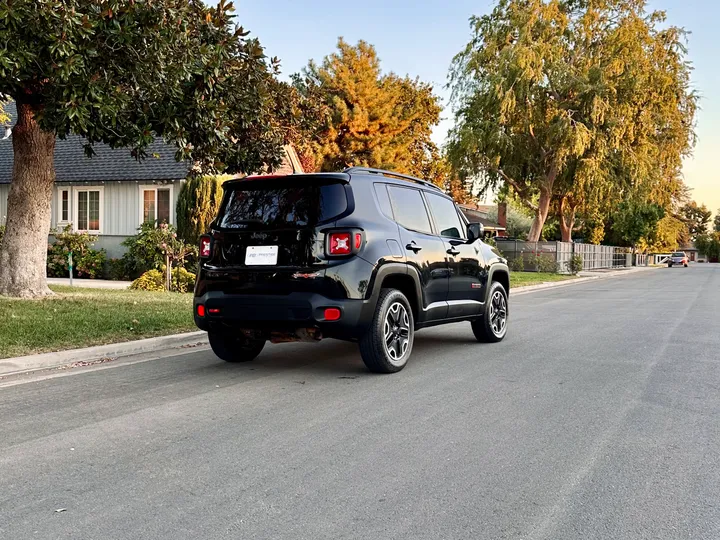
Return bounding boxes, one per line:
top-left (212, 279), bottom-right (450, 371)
top-left (190, 324), bottom-right (484, 379)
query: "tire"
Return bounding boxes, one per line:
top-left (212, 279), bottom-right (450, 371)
top-left (471, 281), bottom-right (509, 343)
top-left (668, 263), bottom-right (672, 268)
top-left (359, 288), bottom-right (414, 374)
top-left (208, 332), bottom-right (265, 363)
top-left (684, 263), bottom-right (688, 268)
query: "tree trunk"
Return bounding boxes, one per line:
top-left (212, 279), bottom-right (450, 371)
top-left (0, 102), bottom-right (56, 298)
top-left (527, 162), bottom-right (559, 242)
top-left (527, 188), bottom-right (552, 241)
top-left (559, 195), bottom-right (576, 243)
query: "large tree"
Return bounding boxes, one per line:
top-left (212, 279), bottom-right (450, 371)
top-left (713, 210), bottom-right (720, 233)
top-left (680, 201), bottom-right (711, 241)
top-left (0, 0), bottom-right (288, 297)
top-left (447, 0), bottom-right (696, 242)
top-left (293, 39), bottom-right (442, 177)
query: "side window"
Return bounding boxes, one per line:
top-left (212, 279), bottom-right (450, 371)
top-left (426, 193), bottom-right (466, 239)
top-left (387, 186), bottom-right (432, 234)
top-left (374, 183), bottom-right (394, 220)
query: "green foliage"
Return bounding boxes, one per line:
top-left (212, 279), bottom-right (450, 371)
top-left (509, 256), bottom-right (525, 272)
top-left (130, 270), bottom-right (166, 292)
top-left (294, 39), bottom-right (442, 177)
top-left (76, 249), bottom-right (106, 279)
top-left (680, 201), bottom-right (711, 240)
top-left (536, 254), bottom-right (558, 274)
top-left (714, 211), bottom-right (720, 233)
top-left (104, 258), bottom-right (130, 281)
top-left (696, 233), bottom-right (720, 261)
top-left (567, 255), bottom-right (584, 275)
top-left (176, 175), bottom-right (228, 245)
top-left (171, 267), bottom-right (197, 294)
top-left (447, 0), bottom-right (697, 241)
top-left (0, 0), bottom-right (291, 174)
top-left (611, 201), bottom-right (665, 249)
top-left (121, 222), bottom-right (170, 277)
top-left (47, 225), bottom-right (99, 277)
top-left (0, 224), bottom-right (5, 246)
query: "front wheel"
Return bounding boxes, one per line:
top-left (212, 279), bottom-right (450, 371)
top-left (471, 281), bottom-right (508, 343)
top-left (359, 289), bottom-right (414, 373)
top-left (209, 332), bottom-right (265, 363)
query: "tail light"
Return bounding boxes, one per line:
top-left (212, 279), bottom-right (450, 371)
top-left (199, 235), bottom-right (211, 258)
top-left (329, 232), bottom-right (351, 255)
top-left (327, 231), bottom-right (364, 257)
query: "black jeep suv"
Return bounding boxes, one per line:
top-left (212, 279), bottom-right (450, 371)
top-left (193, 167), bottom-right (510, 373)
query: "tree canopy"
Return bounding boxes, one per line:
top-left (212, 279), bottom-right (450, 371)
top-left (446, 0), bottom-right (697, 242)
top-left (0, 0), bottom-right (293, 297)
top-left (293, 39), bottom-right (442, 177)
top-left (680, 201), bottom-right (711, 241)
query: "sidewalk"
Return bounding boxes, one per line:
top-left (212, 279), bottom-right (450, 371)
top-left (48, 277), bottom-right (132, 289)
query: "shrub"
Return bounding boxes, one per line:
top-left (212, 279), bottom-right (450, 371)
top-left (47, 225), bottom-right (98, 277)
top-left (104, 258), bottom-right (132, 281)
top-left (76, 249), bottom-right (107, 279)
top-left (0, 224), bottom-right (5, 245)
top-left (509, 256), bottom-right (525, 272)
top-left (121, 222), bottom-right (170, 277)
top-left (567, 254), bottom-right (584, 275)
top-left (537, 254), bottom-right (558, 273)
top-left (130, 269), bottom-right (166, 292)
top-left (171, 267), bottom-right (196, 293)
top-left (176, 175), bottom-right (228, 245)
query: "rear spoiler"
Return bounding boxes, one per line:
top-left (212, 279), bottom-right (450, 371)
top-left (223, 173), bottom-right (350, 188)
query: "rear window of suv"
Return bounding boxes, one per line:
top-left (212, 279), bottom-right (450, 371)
top-left (672, 252), bottom-right (685, 257)
top-left (218, 182), bottom-right (347, 229)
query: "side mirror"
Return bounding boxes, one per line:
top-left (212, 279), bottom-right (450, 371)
top-left (467, 222), bottom-right (484, 241)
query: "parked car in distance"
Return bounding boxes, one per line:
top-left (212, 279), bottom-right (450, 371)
top-left (668, 252), bottom-right (689, 267)
top-left (193, 167), bottom-right (510, 374)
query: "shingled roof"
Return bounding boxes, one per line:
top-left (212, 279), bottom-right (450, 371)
top-left (0, 102), bottom-right (189, 184)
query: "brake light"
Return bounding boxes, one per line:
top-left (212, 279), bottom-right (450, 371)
top-left (329, 232), bottom-right (352, 255)
top-left (199, 235), bottom-right (211, 258)
top-left (196, 305), bottom-right (206, 317)
top-left (355, 233), bottom-right (362, 250)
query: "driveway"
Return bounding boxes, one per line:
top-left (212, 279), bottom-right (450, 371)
top-left (1, 265), bottom-right (719, 539)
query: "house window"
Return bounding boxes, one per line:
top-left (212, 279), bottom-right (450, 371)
top-left (60, 190), bottom-right (69, 222)
top-left (142, 187), bottom-right (171, 224)
top-left (75, 189), bottom-right (102, 233)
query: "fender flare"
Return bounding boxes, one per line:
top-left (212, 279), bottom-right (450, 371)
top-left (486, 264), bottom-right (510, 303)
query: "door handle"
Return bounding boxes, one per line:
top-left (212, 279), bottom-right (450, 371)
top-left (406, 242), bottom-right (422, 253)
top-left (446, 247), bottom-right (460, 256)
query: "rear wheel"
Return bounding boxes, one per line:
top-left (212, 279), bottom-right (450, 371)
top-left (668, 263), bottom-right (673, 268)
top-left (472, 281), bottom-right (508, 343)
top-left (359, 289), bottom-right (414, 373)
top-left (209, 332), bottom-right (265, 363)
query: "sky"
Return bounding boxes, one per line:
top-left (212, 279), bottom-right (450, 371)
top-left (240, 0), bottom-right (719, 214)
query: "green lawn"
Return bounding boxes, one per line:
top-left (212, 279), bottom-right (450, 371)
top-left (0, 286), bottom-right (194, 359)
top-left (510, 272), bottom-right (578, 288)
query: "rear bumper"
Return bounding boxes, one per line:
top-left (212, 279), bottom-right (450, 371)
top-left (194, 291), bottom-right (372, 340)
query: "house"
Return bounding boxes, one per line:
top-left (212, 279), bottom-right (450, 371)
top-left (0, 102), bottom-right (302, 258)
top-left (457, 203), bottom-right (507, 237)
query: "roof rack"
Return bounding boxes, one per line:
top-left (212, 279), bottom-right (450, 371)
top-left (342, 167), bottom-right (443, 192)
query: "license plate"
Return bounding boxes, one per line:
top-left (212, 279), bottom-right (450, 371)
top-left (245, 245), bottom-right (278, 266)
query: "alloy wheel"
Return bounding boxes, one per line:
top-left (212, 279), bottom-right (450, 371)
top-left (383, 301), bottom-right (410, 365)
top-left (489, 290), bottom-right (507, 337)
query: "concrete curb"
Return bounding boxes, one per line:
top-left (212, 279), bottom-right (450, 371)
top-left (0, 331), bottom-right (208, 378)
top-left (1, 266), bottom-right (657, 378)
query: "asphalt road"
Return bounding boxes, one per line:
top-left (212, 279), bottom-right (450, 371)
top-left (2, 266), bottom-right (720, 540)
